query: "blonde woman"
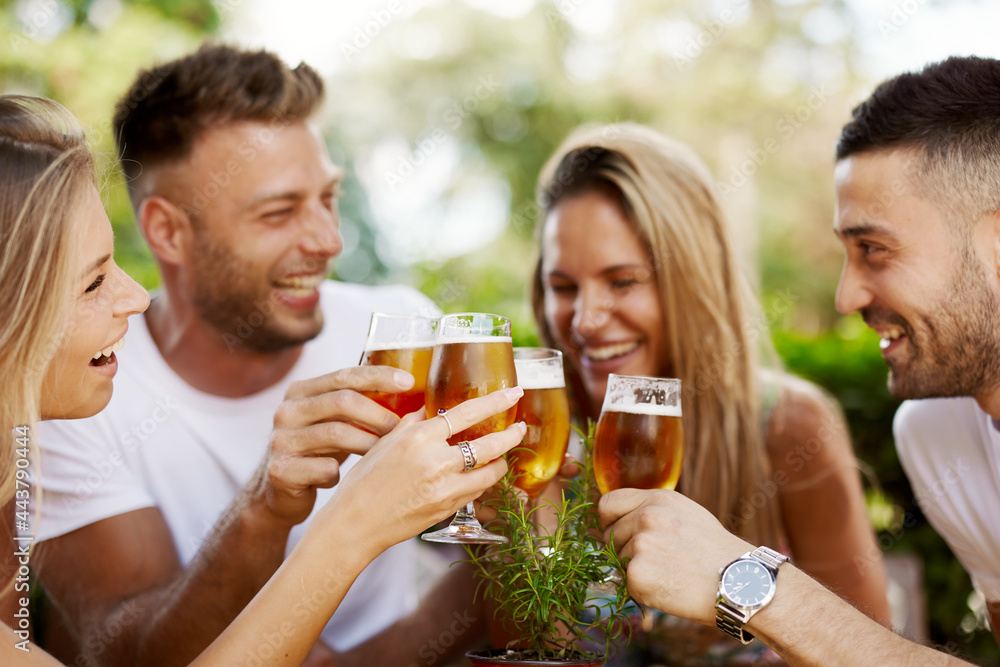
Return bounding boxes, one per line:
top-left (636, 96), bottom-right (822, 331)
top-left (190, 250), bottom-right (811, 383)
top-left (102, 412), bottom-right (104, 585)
top-left (0, 94), bottom-right (524, 666)
top-left (531, 123), bottom-right (890, 665)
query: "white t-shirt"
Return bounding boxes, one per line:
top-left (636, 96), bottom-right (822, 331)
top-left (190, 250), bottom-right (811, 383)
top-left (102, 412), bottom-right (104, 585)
top-left (894, 397), bottom-right (1000, 604)
top-left (36, 280), bottom-right (439, 651)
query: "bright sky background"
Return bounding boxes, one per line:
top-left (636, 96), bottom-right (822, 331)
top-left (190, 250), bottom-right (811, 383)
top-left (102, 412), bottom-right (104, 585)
top-left (220, 0), bottom-right (1000, 270)
top-left (226, 0), bottom-right (1000, 79)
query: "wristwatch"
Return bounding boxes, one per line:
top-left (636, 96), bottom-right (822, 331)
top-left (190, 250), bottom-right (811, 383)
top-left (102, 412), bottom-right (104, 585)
top-left (715, 545), bottom-right (789, 644)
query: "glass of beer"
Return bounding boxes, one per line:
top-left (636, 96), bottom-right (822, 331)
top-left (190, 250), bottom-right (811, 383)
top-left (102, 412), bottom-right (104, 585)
top-left (422, 313), bottom-right (518, 544)
top-left (510, 347), bottom-right (570, 499)
top-left (359, 313), bottom-right (437, 417)
top-left (594, 374), bottom-right (684, 495)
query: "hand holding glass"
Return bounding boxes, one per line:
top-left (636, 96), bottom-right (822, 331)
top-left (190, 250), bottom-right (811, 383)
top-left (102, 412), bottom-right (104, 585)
top-left (421, 313), bottom-right (518, 544)
top-left (359, 313), bottom-right (436, 417)
top-left (594, 374), bottom-right (684, 494)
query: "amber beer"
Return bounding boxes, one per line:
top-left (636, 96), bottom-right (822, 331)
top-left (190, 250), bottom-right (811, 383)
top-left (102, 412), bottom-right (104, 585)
top-left (360, 344), bottom-right (433, 417)
top-left (510, 348), bottom-right (570, 498)
top-left (424, 336), bottom-right (518, 444)
top-left (594, 375), bottom-right (684, 495)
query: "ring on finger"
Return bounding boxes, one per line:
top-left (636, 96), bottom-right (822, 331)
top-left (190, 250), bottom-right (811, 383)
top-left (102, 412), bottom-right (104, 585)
top-left (458, 441), bottom-right (477, 471)
top-left (437, 408), bottom-right (454, 439)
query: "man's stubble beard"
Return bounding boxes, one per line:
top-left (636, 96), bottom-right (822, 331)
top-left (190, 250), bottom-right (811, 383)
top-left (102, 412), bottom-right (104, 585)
top-left (887, 242), bottom-right (1000, 400)
top-left (188, 234), bottom-right (323, 353)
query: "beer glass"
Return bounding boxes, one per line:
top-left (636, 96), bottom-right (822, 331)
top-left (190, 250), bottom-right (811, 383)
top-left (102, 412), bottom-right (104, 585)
top-left (510, 348), bottom-right (570, 499)
top-left (422, 313), bottom-right (518, 544)
top-left (594, 374), bottom-right (684, 495)
top-left (359, 313), bottom-right (437, 418)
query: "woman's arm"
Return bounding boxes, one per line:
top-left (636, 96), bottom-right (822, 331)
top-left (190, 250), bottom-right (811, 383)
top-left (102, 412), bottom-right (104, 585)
top-left (3, 387), bottom-right (524, 667)
top-left (766, 376), bottom-right (891, 625)
top-left (191, 387), bottom-right (525, 667)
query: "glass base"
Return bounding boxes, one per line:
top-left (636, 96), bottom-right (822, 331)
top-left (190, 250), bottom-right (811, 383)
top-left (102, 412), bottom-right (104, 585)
top-left (421, 512), bottom-right (508, 544)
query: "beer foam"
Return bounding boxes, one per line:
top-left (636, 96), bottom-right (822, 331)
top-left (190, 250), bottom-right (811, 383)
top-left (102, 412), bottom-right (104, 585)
top-left (601, 401), bottom-right (682, 417)
top-left (514, 365), bottom-right (566, 389)
top-left (365, 341), bottom-right (433, 351)
top-left (435, 336), bottom-right (513, 345)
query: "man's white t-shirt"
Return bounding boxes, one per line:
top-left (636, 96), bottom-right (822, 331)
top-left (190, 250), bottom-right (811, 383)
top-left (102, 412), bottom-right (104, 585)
top-left (36, 280), bottom-right (439, 651)
top-left (894, 397), bottom-right (1000, 604)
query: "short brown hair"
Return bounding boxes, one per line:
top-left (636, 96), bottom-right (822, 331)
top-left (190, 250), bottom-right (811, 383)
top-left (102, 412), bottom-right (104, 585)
top-left (113, 43), bottom-right (324, 201)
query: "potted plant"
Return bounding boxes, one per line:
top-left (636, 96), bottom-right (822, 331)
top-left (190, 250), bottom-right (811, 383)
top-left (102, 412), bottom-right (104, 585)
top-left (464, 424), bottom-right (634, 666)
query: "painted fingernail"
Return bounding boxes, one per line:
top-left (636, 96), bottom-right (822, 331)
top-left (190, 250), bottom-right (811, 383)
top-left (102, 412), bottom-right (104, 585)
top-left (505, 386), bottom-right (524, 401)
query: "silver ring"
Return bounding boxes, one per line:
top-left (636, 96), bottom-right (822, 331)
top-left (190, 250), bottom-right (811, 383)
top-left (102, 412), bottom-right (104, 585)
top-left (437, 408), bottom-right (454, 439)
top-left (458, 441), bottom-right (477, 471)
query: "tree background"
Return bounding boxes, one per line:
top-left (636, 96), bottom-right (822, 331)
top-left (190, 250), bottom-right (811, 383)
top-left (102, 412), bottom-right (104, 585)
top-left (2, 0), bottom-right (998, 662)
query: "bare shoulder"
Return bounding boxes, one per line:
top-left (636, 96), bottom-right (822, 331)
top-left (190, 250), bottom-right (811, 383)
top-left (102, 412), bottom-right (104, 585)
top-left (764, 372), bottom-right (854, 475)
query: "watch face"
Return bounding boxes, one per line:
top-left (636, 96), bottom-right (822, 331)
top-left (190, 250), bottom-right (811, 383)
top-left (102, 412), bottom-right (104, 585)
top-left (721, 560), bottom-right (775, 607)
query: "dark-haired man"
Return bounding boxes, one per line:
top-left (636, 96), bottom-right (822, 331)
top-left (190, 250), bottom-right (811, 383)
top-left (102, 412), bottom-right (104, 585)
top-left (31, 44), bottom-right (478, 667)
top-left (599, 55), bottom-right (1000, 665)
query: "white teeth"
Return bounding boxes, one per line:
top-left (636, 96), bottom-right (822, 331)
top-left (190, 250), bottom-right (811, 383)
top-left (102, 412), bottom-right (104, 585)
top-left (274, 274), bottom-right (323, 292)
top-left (584, 341), bottom-right (639, 361)
top-left (93, 337), bottom-right (125, 360)
top-left (878, 327), bottom-right (904, 350)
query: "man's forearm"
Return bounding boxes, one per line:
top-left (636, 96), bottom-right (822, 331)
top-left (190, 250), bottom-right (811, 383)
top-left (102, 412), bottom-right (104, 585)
top-left (61, 495), bottom-right (294, 667)
top-left (752, 566), bottom-right (971, 667)
top-left (131, 493), bottom-right (294, 667)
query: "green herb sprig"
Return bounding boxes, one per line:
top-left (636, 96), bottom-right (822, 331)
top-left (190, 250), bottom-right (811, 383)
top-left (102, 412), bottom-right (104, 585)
top-left (464, 421), bottom-right (634, 661)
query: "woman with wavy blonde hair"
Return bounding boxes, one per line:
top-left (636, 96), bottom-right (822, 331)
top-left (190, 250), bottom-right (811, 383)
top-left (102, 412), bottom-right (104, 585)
top-left (0, 96), bottom-right (90, 528)
top-left (0, 94), bottom-right (524, 666)
top-left (531, 123), bottom-right (890, 664)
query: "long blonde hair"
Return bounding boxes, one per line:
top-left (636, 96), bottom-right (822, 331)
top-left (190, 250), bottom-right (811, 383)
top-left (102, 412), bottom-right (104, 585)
top-left (0, 96), bottom-right (92, 568)
top-left (532, 123), bottom-right (781, 546)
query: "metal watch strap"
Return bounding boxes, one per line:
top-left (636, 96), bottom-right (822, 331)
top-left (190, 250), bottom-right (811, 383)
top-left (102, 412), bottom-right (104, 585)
top-left (750, 545), bottom-right (789, 571)
top-left (716, 546), bottom-right (789, 644)
top-left (716, 602), bottom-right (754, 643)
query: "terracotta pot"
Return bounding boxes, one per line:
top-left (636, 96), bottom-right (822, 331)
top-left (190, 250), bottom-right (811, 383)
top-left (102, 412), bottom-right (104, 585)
top-left (466, 649), bottom-right (604, 666)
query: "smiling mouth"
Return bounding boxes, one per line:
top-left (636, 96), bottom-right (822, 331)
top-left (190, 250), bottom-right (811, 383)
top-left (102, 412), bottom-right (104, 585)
top-left (273, 274), bottom-right (323, 298)
top-left (583, 340), bottom-right (639, 361)
top-left (877, 325), bottom-right (905, 350)
top-left (91, 337), bottom-right (124, 366)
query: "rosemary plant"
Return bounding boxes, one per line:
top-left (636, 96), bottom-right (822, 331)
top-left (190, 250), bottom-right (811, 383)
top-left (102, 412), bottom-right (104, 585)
top-left (465, 422), bottom-right (633, 661)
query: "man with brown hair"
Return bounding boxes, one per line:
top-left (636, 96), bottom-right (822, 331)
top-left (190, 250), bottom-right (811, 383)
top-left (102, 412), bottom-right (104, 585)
top-left (33, 44), bottom-right (479, 666)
